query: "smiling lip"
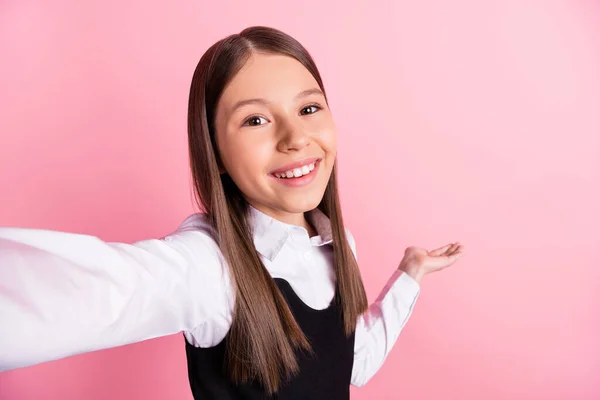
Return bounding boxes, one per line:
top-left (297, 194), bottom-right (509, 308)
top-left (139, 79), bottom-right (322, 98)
top-left (269, 157), bottom-right (321, 175)
top-left (268, 157), bottom-right (322, 188)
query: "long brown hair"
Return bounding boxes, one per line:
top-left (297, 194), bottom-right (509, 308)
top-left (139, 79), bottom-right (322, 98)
top-left (186, 26), bottom-right (368, 394)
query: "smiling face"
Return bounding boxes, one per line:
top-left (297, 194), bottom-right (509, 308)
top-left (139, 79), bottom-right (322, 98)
top-left (214, 52), bottom-right (337, 225)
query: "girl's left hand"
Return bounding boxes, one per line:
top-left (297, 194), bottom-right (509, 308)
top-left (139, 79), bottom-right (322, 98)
top-left (398, 242), bottom-right (464, 284)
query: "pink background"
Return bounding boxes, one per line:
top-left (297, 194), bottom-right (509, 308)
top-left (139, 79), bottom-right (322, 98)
top-left (1, 0), bottom-right (599, 399)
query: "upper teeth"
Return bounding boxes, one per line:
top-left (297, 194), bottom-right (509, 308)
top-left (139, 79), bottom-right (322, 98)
top-left (275, 162), bottom-right (316, 178)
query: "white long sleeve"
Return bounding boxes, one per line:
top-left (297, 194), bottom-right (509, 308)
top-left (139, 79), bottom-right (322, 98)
top-left (0, 218), bottom-right (233, 371)
top-left (351, 270), bottom-right (420, 386)
top-left (348, 232), bottom-right (421, 387)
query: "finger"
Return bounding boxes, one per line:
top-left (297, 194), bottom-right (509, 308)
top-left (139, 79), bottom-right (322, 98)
top-left (428, 243), bottom-right (454, 257)
top-left (432, 242), bottom-right (461, 257)
top-left (447, 246), bottom-right (465, 262)
top-left (428, 246), bottom-right (464, 267)
top-left (447, 242), bottom-right (462, 256)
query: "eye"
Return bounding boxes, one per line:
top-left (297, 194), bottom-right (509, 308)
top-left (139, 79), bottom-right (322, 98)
top-left (243, 115), bottom-right (268, 127)
top-left (300, 104), bottom-right (321, 116)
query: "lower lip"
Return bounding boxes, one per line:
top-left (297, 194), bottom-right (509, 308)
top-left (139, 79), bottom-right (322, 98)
top-left (270, 160), bottom-right (321, 187)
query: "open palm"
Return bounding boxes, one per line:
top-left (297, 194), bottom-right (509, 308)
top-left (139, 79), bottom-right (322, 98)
top-left (399, 242), bottom-right (464, 283)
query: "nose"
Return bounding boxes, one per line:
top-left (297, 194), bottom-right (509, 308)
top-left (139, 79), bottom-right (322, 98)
top-left (276, 119), bottom-right (311, 153)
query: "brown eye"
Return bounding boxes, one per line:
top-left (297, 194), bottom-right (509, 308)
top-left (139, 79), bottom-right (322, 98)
top-left (300, 105), bottom-right (321, 115)
top-left (243, 116), bottom-right (268, 126)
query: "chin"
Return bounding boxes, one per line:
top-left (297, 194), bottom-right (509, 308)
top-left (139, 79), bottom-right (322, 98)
top-left (280, 192), bottom-right (324, 213)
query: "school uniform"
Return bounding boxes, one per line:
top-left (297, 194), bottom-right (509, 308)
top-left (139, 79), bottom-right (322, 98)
top-left (0, 206), bottom-right (421, 398)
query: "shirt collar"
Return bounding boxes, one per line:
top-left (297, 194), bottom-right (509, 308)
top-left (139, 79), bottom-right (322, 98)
top-left (247, 205), bottom-right (333, 261)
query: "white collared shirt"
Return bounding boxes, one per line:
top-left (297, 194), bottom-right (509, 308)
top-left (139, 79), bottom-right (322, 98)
top-left (0, 207), bottom-right (420, 387)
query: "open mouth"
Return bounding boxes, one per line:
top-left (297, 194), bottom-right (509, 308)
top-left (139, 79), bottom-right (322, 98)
top-left (272, 160), bottom-right (318, 179)
top-left (269, 158), bottom-right (321, 186)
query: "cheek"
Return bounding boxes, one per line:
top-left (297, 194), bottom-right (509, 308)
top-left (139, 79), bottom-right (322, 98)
top-left (317, 124), bottom-right (338, 155)
top-left (221, 134), bottom-right (272, 177)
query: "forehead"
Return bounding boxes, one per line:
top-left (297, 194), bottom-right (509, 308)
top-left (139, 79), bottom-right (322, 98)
top-left (218, 52), bottom-right (320, 111)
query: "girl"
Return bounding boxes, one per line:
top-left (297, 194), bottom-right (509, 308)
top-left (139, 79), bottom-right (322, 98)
top-left (0, 26), bottom-right (464, 399)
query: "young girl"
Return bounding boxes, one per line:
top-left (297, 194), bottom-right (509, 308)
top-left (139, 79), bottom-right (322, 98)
top-left (0, 26), bottom-right (463, 399)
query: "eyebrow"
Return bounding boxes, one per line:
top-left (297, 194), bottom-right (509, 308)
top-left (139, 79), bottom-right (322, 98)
top-left (229, 88), bottom-right (325, 114)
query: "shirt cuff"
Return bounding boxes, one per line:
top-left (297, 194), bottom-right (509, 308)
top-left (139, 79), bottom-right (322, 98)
top-left (375, 269), bottom-right (421, 307)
